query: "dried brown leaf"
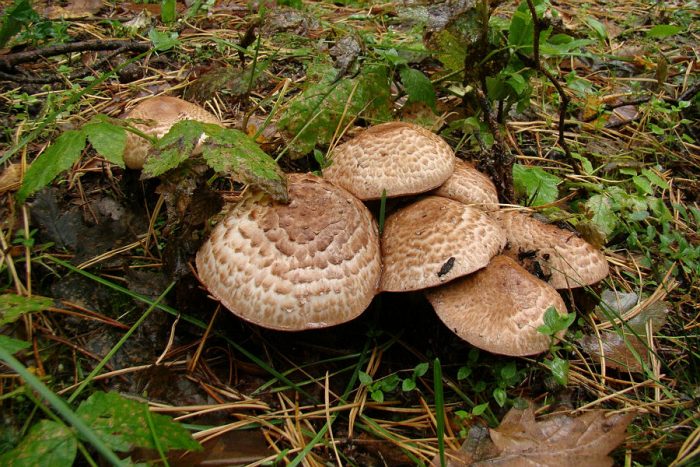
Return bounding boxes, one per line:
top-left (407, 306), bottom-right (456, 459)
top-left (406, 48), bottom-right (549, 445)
top-left (579, 332), bottom-right (649, 373)
top-left (474, 407), bottom-right (634, 467)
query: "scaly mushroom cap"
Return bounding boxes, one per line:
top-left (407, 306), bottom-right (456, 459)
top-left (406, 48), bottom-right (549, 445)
top-left (495, 211), bottom-right (609, 289)
top-left (380, 196), bottom-right (506, 292)
top-left (196, 173), bottom-right (381, 331)
top-left (433, 159), bottom-right (499, 210)
top-left (323, 122), bottom-right (456, 200)
top-left (122, 96), bottom-right (221, 169)
top-left (425, 255), bottom-right (568, 356)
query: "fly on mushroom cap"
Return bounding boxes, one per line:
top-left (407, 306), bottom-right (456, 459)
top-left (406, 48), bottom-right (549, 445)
top-left (195, 172), bottom-right (382, 331)
top-left (425, 255), bottom-right (568, 356)
top-left (380, 196), bottom-right (506, 292)
top-left (122, 96), bottom-right (222, 170)
top-left (495, 210), bottom-right (610, 289)
top-left (433, 159), bottom-right (499, 211)
top-left (323, 122), bottom-right (456, 200)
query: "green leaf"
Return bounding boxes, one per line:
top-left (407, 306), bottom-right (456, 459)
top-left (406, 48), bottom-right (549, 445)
top-left (647, 25), bottom-right (683, 38)
top-left (512, 164), bottom-right (561, 206)
top-left (508, 0), bottom-right (544, 54)
top-left (358, 371), bottom-right (373, 386)
top-left (0, 0), bottom-right (34, 48)
top-left (584, 17), bottom-right (608, 41)
top-left (493, 387), bottom-right (507, 407)
top-left (0, 420), bottom-right (77, 467)
top-left (380, 374), bottom-right (400, 392)
top-left (641, 169), bottom-right (669, 189)
top-left (633, 175), bottom-right (653, 195)
top-left (161, 0), bottom-right (177, 23)
top-left (17, 130), bottom-right (87, 202)
top-left (83, 119), bottom-right (126, 168)
top-left (76, 392), bottom-right (201, 453)
top-left (457, 366), bottom-right (472, 380)
top-left (0, 294), bottom-right (53, 326)
top-left (547, 357), bottom-right (570, 386)
top-left (413, 362), bottom-right (429, 378)
top-left (142, 120), bottom-right (205, 177)
top-left (278, 60), bottom-right (391, 157)
top-left (399, 67), bottom-right (436, 111)
top-left (200, 125), bottom-right (288, 202)
top-left (585, 194), bottom-right (618, 239)
top-left (148, 28), bottom-right (179, 51)
top-left (401, 378), bottom-right (416, 392)
top-left (542, 306), bottom-right (560, 330)
top-left (370, 390), bottom-right (384, 403)
top-left (430, 29), bottom-right (467, 73)
top-left (472, 402), bottom-right (489, 416)
top-left (0, 335), bottom-right (31, 354)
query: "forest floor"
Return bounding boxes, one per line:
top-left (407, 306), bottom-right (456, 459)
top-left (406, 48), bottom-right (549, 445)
top-left (0, 0), bottom-right (698, 466)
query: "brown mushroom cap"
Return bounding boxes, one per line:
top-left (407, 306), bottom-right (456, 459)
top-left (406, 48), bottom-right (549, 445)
top-left (380, 196), bottom-right (506, 292)
top-left (195, 173), bottom-right (381, 331)
top-left (323, 122), bottom-right (456, 200)
top-left (495, 211), bottom-right (609, 289)
top-left (433, 159), bottom-right (499, 210)
top-left (425, 255), bottom-right (568, 356)
top-left (122, 96), bottom-right (221, 169)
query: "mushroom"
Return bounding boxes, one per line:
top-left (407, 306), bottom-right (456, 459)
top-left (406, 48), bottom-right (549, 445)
top-left (494, 210), bottom-right (609, 289)
top-left (122, 96), bottom-right (222, 169)
top-left (195, 172), bottom-right (381, 331)
top-left (323, 122), bottom-right (456, 200)
top-left (425, 255), bottom-right (568, 356)
top-left (433, 159), bottom-right (499, 210)
top-left (380, 196), bottom-right (506, 292)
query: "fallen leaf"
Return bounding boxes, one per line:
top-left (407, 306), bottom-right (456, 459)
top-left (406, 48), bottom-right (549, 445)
top-left (0, 163), bottom-right (22, 194)
top-left (44, 0), bottom-right (103, 19)
top-left (478, 407), bottom-right (633, 466)
top-left (579, 332), bottom-right (649, 373)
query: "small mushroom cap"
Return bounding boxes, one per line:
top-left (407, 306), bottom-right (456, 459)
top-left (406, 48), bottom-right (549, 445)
top-left (425, 255), bottom-right (568, 356)
top-left (495, 211), bottom-right (609, 289)
top-left (122, 96), bottom-right (221, 169)
top-left (196, 173), bottom-right (381, 331)
top-left (323, 122), bottom-right (456, 200)
top-left (433, 159), bottom-right (499, 210)
top-left (380, 196), bottom-right (506, 292)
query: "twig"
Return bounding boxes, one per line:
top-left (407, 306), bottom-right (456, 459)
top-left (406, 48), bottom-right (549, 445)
top-left (0, 39), bottom-right (150, 70)
top-left (522, 0), bottom-right (580, 174)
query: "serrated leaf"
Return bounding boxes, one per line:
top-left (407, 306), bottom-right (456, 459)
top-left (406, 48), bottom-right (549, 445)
top-left (142, 120), bottom-right (205, 178)
top-left (646, 24), bottom-right (683, 38)
top-left (0, 420), bottom-right (77, 467)
top-left (0, 294), bottom-right (53, 325)
top-left (200, 125), bottom-right (288, 202)
top-left (83, 120), bottom-right (126, 168)
top-left (0, 335), bottom-right (31, 354)
top-left (76, 392), bottom-right (201, 453)
top-left (399, 67), bottom-right (436, 111)
top-left (585, 194), bottom-right (618, 238)
top-left (278, 61), bottom-right (391, 157)
top-left (17, 130), bottom-right (86, 202)
top-left (512, 164), bottom-right (560, 206)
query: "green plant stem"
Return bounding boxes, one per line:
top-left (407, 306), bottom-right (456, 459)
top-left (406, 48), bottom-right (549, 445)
top-left (67, 281), bottom-right (176, 403)
top-left (0, 348), bottom-right (124, 466)
top-left (434, 358), bottom-right (446, 467)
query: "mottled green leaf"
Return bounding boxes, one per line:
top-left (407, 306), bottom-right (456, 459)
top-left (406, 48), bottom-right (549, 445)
top-left (0, 335), bottom-right (31, 354)
top-left (142, 120), bottom-right (205, 178)
top-left (76, 392), bottom-right (201, 453)
top-left (17, 130), bottom-right (87, 202)
top-left (83, 119), bottom-right (126, 168)
top-left (430, 29), bottom-right (467, 73)
top-left (0, 294), bottom-right (53, 326)
top-left (399, 67), bottom-right (436, 111)
top-left (200, 125), bottom-right (288, 202)
top-left (278, 60), bottom-right (391, 157)
top-left (512, 164), bottom-right (561, 206)
top-left (0, 420), bottom-right (76, 467)
top-left (547, 357), bottom-right (570, 386)
top-left (585, 194), bottom-right (618, 239)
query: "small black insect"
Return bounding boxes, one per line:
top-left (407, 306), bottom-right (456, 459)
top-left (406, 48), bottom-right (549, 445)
top-left (517, 249), bottom-right (539, 261)
top-left (438, 257), bottom-right (456, 277)
top-left (531, 261), bottom-right (552, 282)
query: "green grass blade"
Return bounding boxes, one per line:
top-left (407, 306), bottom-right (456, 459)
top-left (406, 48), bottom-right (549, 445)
top-left (434, 358), bottom-right (446, 467)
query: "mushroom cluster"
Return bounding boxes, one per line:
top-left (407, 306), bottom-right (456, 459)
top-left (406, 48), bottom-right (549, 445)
top-left (196, 122), bottom-right (609, 356)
